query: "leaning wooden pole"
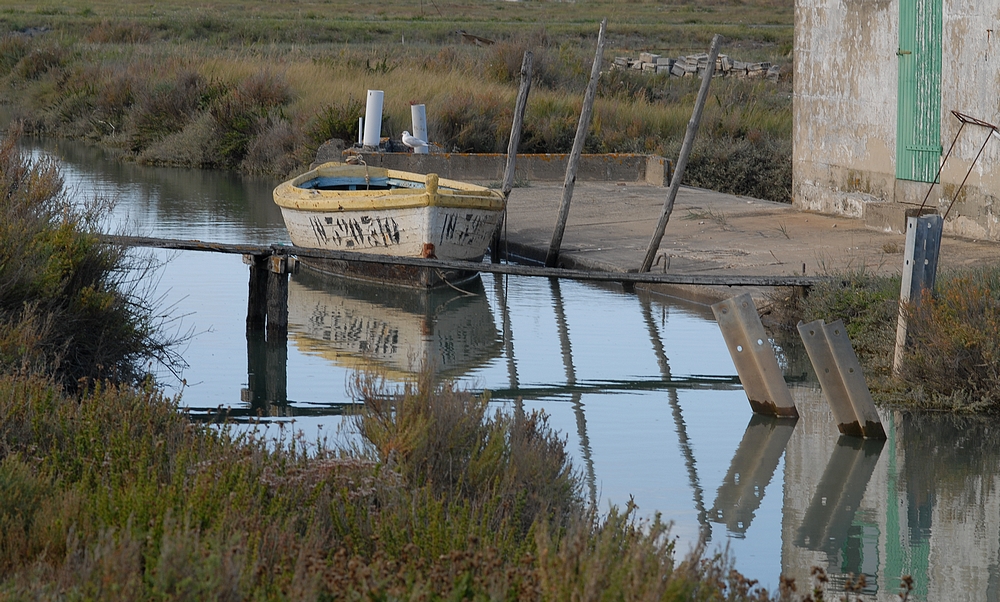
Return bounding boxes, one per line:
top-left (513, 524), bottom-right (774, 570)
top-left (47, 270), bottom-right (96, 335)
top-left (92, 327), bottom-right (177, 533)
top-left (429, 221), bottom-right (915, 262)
top-left (545, 18), bottom-right (607, 268)
top-left (640, 34), bottom-right (722, 272)
top-left (492, 50), bottom-right (534, 263)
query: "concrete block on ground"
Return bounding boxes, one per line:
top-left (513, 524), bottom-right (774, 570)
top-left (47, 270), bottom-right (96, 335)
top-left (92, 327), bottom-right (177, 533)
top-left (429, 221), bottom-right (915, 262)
top-left (639, 52), bottom-right (660, 63)
top-left (348, 151), bottom-right (673, 185)
top-left (671, 63), bottom-right (686, 77)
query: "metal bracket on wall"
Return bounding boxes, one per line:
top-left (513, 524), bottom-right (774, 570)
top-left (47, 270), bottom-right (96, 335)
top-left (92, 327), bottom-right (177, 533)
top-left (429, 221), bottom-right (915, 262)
top-left (797, 319), bottom-right (886, 439)
top-left (712, 293), bottom-right (798, 418)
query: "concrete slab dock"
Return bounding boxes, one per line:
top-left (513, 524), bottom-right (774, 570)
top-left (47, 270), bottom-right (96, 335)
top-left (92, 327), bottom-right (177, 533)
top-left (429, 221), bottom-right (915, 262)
top-left (499, 182), bottom-right (1000, 303)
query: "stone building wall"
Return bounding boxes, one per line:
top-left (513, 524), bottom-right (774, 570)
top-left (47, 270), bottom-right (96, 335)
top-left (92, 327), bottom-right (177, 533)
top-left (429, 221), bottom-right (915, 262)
top-left (793, 0), bottom-right (1000, 240)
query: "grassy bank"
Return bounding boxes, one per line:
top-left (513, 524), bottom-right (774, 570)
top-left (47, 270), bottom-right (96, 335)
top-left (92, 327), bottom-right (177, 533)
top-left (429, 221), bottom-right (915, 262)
top-left (771, 267), bottom-right (1000, 413)
top-left (0, 0), bottom-right (793, 202)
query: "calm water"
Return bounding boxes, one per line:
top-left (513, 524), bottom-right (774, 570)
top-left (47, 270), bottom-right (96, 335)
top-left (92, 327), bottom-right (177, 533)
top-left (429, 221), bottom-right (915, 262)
top-left (32, 138), bottom-right (1000, 601)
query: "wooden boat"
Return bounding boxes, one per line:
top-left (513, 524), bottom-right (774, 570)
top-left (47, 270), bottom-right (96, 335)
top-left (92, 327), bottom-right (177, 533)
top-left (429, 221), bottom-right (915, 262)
top-left (273, 162), bottom-right (505, 287)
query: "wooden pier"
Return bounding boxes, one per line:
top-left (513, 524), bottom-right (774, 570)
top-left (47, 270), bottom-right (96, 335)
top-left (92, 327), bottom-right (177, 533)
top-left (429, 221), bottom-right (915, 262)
top-left (104, 235), bottom-right (827, 290)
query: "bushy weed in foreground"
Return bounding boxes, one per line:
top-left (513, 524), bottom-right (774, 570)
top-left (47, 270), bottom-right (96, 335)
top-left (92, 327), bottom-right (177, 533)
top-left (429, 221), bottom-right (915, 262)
top-left (0, 371), bottom-right (780, 600)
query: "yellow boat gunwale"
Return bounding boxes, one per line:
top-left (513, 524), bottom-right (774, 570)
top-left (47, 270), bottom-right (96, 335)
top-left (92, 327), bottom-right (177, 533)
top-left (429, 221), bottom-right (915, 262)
top-left (273, 162), bottom-right (505, 213)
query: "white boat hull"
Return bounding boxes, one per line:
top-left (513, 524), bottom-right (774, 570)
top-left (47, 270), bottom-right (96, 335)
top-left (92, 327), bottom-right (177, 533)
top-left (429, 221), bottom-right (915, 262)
top-left (273, 163), bottom-right (506, 287)
top-left (279, 204), bottom-right (501, 262)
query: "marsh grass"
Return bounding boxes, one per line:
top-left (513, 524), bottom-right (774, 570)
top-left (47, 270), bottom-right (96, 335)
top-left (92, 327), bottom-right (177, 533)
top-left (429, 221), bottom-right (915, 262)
top-left (770, 266), bottom-right (1000, 412)
top-left (0, 365), bottom-right (783, 600)
top-left (898, 268), bottom-right (1000, 411)
top-left (1, 2), bottom-right (793, 198)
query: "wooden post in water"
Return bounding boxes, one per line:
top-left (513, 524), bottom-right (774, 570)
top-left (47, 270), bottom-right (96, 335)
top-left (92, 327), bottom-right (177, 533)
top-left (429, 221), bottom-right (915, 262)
top-left (245, 254), bottom-right (269, 332)
top-left (266, 255), bottom-right (291, 336)
top-left (797, 318), bottom-right (886, 439)
top-left (641, 34), bottom-right (723, 273)
top-left (712, 293), bottom-right (798, 418)
top-left (545, 18), bottom-right (607, 268)
top-left (492, 51), bottom-right (534, 263)
top-left (245, 252), bottom-right (296, 337)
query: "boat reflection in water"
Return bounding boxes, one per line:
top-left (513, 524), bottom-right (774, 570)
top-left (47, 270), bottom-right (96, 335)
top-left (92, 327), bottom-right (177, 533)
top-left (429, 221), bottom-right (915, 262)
top-left (242, 268), bottom-right (501, 416)
top-left (289, 268), bottom-right (500, 378)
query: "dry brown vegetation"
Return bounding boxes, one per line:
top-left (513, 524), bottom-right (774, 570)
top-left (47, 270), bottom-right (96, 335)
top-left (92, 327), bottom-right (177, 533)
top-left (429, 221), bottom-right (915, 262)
top-left (0, 0), bottom-right (794, 201)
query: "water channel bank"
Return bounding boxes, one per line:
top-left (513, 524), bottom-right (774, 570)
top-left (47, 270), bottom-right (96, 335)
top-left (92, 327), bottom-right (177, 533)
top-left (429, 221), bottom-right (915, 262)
top-left (29, 138), bottom-right (1000, 600)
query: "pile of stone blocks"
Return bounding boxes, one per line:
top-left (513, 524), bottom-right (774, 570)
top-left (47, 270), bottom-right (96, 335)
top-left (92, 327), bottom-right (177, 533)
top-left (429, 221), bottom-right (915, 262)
top-left (612, 52), bottom-right (782, 81)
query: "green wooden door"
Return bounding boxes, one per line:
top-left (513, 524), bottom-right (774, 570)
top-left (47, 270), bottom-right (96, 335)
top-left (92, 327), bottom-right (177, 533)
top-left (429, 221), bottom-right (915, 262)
top-left (897, 0), bottom-right (943, 182)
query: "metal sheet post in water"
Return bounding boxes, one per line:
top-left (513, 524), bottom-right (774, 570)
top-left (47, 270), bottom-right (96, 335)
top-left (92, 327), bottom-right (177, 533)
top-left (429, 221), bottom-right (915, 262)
top-left (797, 319), bottom-right (886, 439)
top-left (712, 293), bottom-right (798, 417)
top-left (892, 213), bottom-right (943, 375)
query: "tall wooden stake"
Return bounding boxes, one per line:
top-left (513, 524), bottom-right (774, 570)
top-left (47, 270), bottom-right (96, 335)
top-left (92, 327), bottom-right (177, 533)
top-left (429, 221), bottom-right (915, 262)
top-left (641, 34), bottom-right (722, 272)
top-left (492, 51), bottom-right (533, 263)
top-left (545, 18), bottom-right (607, 268)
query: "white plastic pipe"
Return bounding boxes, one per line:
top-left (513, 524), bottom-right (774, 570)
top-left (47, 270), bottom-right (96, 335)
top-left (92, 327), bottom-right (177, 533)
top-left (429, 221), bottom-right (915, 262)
top-left (357, 117), bottom-right (363, 145)
top-left (363, 90), bottom-right (384, 148)
top-left (410, 104), bottom-right (429, 154)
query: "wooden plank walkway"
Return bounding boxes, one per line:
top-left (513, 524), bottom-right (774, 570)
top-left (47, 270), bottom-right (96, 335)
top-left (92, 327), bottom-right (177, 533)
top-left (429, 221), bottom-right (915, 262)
top-left (101, 235), bottom-right (826, 288)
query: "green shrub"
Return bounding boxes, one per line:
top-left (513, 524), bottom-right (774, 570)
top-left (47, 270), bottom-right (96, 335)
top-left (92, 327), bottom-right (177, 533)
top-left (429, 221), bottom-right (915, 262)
top-left (0, 127), bottom-right (180, 389)
top-left (306, 97), bottom-right (364, 146)
top-left (130, 70), bottom-right (209, 151)
top-left (209, 71), bottom-right (291, 167)
top-left (681, 134), bottom-right (792, 202)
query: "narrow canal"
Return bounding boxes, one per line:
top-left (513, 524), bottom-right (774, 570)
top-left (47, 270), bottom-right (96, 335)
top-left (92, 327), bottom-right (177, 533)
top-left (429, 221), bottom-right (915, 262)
top-left (32, 137), bottom-right (1000, 601)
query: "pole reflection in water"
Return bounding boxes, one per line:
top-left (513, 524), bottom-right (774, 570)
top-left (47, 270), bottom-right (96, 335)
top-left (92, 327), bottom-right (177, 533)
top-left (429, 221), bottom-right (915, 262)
top-left (549, 278), bottom-right (597, 507)
top-left (710, 415), bottom-right (796, 537)
top-left (243, 329), bottom-right (290, 415)
top-left (639, 292), bottom-right (711, 539)
top-left (795, 437), bottom-right (883, 595)
top-left (492, 273), bottom-right (520, 390)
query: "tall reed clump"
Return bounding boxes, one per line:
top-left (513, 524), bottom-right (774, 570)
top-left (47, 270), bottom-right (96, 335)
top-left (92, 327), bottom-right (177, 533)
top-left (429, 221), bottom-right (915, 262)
top-left (0, 127), bottom-right (178, 390)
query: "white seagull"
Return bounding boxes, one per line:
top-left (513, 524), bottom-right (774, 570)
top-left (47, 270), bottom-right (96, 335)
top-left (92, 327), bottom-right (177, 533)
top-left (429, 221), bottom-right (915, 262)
top-left (401, 130), bottom-right (428, 150)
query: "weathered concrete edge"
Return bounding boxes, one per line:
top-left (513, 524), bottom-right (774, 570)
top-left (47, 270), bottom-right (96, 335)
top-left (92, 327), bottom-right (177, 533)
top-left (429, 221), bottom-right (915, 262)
top-left (350, 152), bottom-right (673, 186)
top-left (499, 240), bottom-right (787, 306)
